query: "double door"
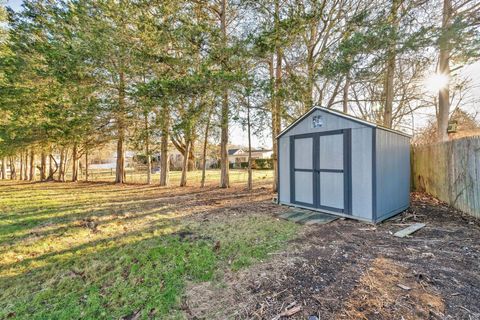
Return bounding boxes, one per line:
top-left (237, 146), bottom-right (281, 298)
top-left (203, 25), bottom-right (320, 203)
top-left (290, 129), bottom-right (351, 214)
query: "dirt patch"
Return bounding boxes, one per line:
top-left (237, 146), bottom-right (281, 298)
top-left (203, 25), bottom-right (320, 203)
top-left (184, 248), bottom-right (307, 319)
top-left (343, 257), bottom-right (444, 319)
top-left (185, 193), bottom-right (480, 319)
top-left (173, 230), bottom-right (213, 242)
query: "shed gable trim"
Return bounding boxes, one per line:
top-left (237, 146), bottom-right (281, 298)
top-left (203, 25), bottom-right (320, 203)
top-left (277, 108), bottom-right (322, 139)
top-left (277, 107), bottom-right (411, 139)
top-left (277, 107), bottom-right (373, 139)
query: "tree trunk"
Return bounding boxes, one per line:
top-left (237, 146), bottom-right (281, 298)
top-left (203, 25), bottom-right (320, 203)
top-left (159, 139), bottom-right (169, 186)
top-left (22, 152), bottom-right (26, 180)
top-left (23, 152), bottom-right (28, 180)
top-left (383, 0), bottom-right (399, 128)
top-left (180, 140), bottom-right (190, 187)
top-left (85, 149), bottom-right (89, 182)
top-left (10, 157), bottom-right (16, 180)
top-left (220, 92), bottom-right (229, 188)
top-left (40, 152), bottom-right (47, 181)
top-left (78, 161), bottom-right (83, 179)
top-left (172, 135), bottom-right (196, 172)
top-left (116, 142), bottom-right (125, 183)
top-left (437, 0), bottom-right (452, 142)
top-left (115, 71), bottom-right (126, 184)
top-left (59, 148), bottom-right (65, 182)
top-left (29, 150), bottom-right (35, 181)
top-left (1, 157), bottom-right (6, 179)
top-left (72, 143), bottom-right (78, 182)
top-left (19, 152), bottom-right (24, 180)
top-left (187, 144), bottom-right (196, 171)
top-left (247, 96), bottom-right (253, 191)
top-left (146, 153), bottom-right (151, 184)
top-left (305, 20), bottom-right (317, 112)
top-left (144, 113), bottom-right (151, 184)
top-left (160, 107), bottom-right (170, 186)
top-left (48, 153), bottom-right (54, 180)
top-left (63, 150), bottom-right (69, 180)
top-left (48, 154), bottom-right (58, 181)
top-left (219, 0), bottom-right (230, 188)
top-left (271, 0), bottom-right (282, 193)
top-left (201, 108), bottom-right (213, 188)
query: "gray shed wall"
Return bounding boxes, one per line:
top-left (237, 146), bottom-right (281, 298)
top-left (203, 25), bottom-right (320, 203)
top-left (278, 109), bottom-right (373, 221)
top-left (375, 128), bottom-right (411, 221)
top-left (350, 127), bottom-right (373, 219)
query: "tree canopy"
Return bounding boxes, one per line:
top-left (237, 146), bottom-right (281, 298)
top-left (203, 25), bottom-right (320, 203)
top-left (0, 0), bottom-right (479, 185)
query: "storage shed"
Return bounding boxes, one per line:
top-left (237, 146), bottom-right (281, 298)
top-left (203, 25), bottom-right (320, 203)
top-left (277, 107), bottom-right (411, 223)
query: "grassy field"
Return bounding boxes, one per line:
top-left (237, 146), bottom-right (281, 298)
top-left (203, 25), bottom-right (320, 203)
top-left (76, 168), bottom-right (273, 185)
top-left (0, 173), bottom-right (297, 319)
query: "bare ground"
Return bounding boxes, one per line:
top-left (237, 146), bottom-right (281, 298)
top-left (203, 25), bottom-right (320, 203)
top-left (185, 193), bottom-right (480, 320)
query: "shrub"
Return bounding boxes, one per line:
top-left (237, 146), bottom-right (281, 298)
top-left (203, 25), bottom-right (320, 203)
top-left (254, 158), bottom-right (273, 170)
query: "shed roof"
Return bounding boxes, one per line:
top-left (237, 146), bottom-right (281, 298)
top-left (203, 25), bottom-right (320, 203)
top-left (277, 106), bottom-right (412, 139)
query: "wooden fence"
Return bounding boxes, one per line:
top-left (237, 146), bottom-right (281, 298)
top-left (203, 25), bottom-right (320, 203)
top-left (412, 135), bottom-right (480, 218)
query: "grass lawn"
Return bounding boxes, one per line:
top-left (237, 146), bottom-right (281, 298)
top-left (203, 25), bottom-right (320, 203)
top-left (0, 172), bottom-right (297, 319)
top-left (78, 168), bottom-right (273, 185)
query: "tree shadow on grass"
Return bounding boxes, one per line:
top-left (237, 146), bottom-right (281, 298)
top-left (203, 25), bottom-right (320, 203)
top-left (0, 193), bottom-right (269, 267)
top-left (0, 196), bottom-right (211, 249)
top-left (0, 224), bottom-right (204, 318)
top-left (0, 195), bottom-right (280, 319)
top-left (0, 193), bottom-right (270, 274)
top-left (0, 220), bottom-right (176, 279)
top-left (0, 184), bottom-right (271, 246)
top-left (0, 182), bottom-right (219, 204)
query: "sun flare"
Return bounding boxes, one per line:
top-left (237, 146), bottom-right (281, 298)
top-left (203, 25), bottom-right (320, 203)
top-left (424, 73), bottom-right (449, 93)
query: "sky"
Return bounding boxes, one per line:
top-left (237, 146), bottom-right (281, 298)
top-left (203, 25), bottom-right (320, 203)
top-left (4, 0), bottom-right (479, 149)
top-left (5, 0), bottom-right (22, 12)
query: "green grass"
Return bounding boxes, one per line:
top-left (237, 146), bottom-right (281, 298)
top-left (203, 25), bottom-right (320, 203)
top-left (59, 168), bottom-right (274, 185)
top-left (0, 177), bottom-right (297, 319)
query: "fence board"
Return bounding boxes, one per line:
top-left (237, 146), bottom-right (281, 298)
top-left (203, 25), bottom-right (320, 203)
top-left (412, 136), bottom-right (480, 218)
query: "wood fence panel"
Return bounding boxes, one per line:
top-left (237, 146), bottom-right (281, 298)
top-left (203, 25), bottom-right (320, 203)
top-left (412, 136), bottom-right (480, 218)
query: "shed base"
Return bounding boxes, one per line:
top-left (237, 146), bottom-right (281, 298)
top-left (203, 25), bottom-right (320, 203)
top-left (278, 201), bottom-right (374, 224)
top-left (277, 202), bottom-right (409, 224)
top-left (374, 204), bottom-right (410, 223)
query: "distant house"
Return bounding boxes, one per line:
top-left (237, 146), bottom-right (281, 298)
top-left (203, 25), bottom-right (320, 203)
top-left (250, 148), bottom-right (273, 159)
top-left (156, 148), bottom-right (218, 171)
top-left (89, 151), bottom-right (135, 170)
top-left (228, 148), bottom-right (273, 167)
top-left (228, 148), bottom-right (245, 164)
